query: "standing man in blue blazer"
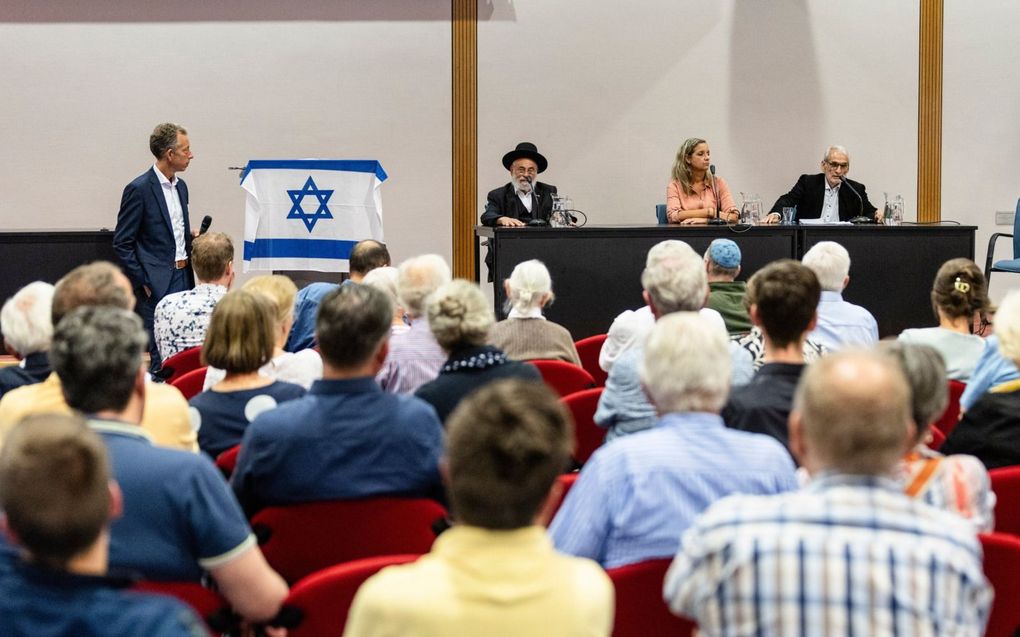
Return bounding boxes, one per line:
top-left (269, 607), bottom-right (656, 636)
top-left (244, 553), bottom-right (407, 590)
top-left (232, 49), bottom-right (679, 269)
top-left (113, 123), bottom-right (197, 373)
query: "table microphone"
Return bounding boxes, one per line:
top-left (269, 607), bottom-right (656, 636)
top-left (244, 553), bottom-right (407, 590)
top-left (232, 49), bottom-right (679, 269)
top-left (841, 177), bottom-right (872, 225)
top-left (523, 177), bottom-right (548, 227)
top-left (707, 165), bottom-right (727, 225)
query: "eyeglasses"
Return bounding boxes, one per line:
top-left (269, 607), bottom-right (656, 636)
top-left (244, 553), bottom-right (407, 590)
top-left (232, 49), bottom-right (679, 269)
top-left (826, 161), bottom-right (849, 170)
top-left (512, 166), bottom-right (537, 175)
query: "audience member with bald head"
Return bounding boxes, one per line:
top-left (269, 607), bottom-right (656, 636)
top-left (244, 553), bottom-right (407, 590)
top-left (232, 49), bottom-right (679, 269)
top-left (0, 414), bottom-right (207, 636)
top-left (0, 261), bottom-right (194, 451)
top-left (666, 350), bottom-right (991, 637)
top-left (552, 313), bottom-right (796, 568)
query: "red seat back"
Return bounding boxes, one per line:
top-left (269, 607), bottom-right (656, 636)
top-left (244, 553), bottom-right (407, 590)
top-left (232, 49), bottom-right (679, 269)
top-left (927, 427), bottom-right (946, 451)
top-left (215, 444), bottom-right (241, 479)
top-left (160, 346), bottom-right (204, 384)
top-left (530, 359), bottom-right (596, 398)
top-left (933, 380), bottom-right (966, 438)
top-left (574, 334), bottom-right (609, 387)
top-left (133, 580), bottom-right (233, 633)
top-left (562, 387), bottom-right (605, 465)
top-left (989, 466), bottom-right (1020, 537)
top-left (979, 533), bottom-right (1020, 637)
top-left (170, 366), bottom-right (208, 400)
top-left (544, 472), bottom-right (579, 526)
top-left (275, 554), bottom-right (420, 636)
top-left (606, 558), bottom-right (696, 637)
top-left (251, 498), bottom-right (446, 584)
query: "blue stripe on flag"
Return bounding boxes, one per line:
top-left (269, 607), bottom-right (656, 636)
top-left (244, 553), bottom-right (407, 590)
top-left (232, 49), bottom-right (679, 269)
top-left (243, 239), bottom-right (357, 260)
top-left (240, 160), bottom-right (388, 183)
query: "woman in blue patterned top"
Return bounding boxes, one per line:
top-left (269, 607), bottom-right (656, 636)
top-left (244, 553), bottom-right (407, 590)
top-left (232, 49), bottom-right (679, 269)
top-left (190, 290), bottom-right (305, 458)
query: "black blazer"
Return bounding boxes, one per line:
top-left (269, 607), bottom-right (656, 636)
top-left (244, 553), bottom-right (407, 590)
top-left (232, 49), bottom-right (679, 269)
top-left (112, 168), bottom-right (195, 298)
top-left (480, 182), bottom-right (558, 226)
top-left (770, 173), bottom-right (877, 221)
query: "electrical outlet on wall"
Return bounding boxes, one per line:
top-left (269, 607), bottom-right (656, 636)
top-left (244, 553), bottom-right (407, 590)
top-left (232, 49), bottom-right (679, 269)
top-left (996, 211), bottom-right (1014, 226)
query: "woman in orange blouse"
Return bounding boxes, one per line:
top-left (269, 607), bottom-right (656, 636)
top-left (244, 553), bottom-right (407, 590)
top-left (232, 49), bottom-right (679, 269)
top-left (666, 138), bottom-right (739, 225)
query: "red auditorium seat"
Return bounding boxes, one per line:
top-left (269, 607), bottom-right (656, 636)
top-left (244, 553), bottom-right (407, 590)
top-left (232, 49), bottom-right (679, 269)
top-left (989, 466), bottom-right (1020, 537)
top-left (169, 366), bottom-right (207, 400)
top-left (606, 558), bottom-right (696, 637)
top-left (574, 334), bottom-right (609, 387)
top-left (159, 346), bottom-right (204, 384)
top-left (978, 533), bottom-right (1020, 637)
top-left (530, 359), bottom-right (596, 398)
top-left (562, 387), bottom-right (605, 466)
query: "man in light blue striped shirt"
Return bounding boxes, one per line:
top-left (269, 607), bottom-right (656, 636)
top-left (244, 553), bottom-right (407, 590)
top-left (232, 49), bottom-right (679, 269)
top-left (801, 241), bottom-right (879, 350)
top-left (549, 312), bottom-right (797, 569)
top-left (665, 350), bottom-right (991, 637)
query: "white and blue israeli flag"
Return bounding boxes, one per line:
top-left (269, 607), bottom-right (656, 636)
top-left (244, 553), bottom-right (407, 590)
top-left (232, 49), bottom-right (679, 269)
top-left (241, 159), bottom-right (387, 272)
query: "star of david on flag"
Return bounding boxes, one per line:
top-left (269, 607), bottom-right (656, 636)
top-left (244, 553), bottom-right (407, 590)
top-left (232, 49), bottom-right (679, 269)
top-left (286, 176), bottom-right (335, 232)
top-left (241, 160), bottom-right (387, 273)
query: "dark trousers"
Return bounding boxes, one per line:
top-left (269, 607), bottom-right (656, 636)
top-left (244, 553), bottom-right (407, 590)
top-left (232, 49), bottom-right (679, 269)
top-left (138, 267), bottom-right (190, 374)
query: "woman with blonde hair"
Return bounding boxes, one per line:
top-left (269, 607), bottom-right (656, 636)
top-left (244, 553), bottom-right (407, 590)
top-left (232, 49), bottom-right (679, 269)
top-left (488, 260), bottom-right (579, 364)
top-left (415, 279), bottom-right (541, 423)
top-left (666, 137), bottom-right (739, 225)
top-left (190, 290), bottom-right (305, 457)
top-left (203, 275), bottom-right (323, 390)
top-left (898, 258), bottom-right (989, 381)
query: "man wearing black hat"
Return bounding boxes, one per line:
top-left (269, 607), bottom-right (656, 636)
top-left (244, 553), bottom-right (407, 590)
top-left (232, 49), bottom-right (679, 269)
top-left (481, 142), bottom-right (557, 227)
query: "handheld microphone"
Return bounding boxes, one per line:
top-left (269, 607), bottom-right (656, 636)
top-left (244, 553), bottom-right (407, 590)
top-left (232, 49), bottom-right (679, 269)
top-left (841, 177), bottom-right (871, 224)
top-left (707, 164), bottom-right (727, 225)
top-left (199, 215), bottom-right (213, 234)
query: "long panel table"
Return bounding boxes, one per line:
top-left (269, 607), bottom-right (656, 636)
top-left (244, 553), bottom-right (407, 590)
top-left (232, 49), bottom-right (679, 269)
top-left (477, 225), bottom-right (798, 340)
top-left (476, 224), bottom-right (975, 340)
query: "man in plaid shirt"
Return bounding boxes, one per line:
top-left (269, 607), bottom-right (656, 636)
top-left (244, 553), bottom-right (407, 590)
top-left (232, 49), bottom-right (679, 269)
top-left (664, 350), bottom-right (992, 637)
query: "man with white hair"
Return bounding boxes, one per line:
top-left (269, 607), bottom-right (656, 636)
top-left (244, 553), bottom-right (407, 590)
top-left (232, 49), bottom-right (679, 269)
top-left (595, 241), bottom-right (751, 441)
top-left (550, 313), bottom-right (796, 568)
top-left (377, 254), bottom-right (452, 394)
top-left (0, 282), bottom-right (54, 398)
top-left (801, 240), bottom-right (878, 350)
top-left (665, 350), bottom-right (991, 636)
top-left (766, 145), bottom-right (881, 223)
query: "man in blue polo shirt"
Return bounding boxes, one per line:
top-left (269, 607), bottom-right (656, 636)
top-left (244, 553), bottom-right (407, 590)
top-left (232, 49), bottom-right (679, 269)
top-left (0, 413), bottom-right (205, 636)
top-left (233, 283), bottom-right (444, 516)
top-left (49, 305), bottom-right (288, 624)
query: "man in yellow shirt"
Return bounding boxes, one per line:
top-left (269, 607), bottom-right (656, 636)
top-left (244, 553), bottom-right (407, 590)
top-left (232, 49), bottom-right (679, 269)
top-left (0, 261), bottom-right (194, 451)
top-left (345, 379), bottom-right (614, 637)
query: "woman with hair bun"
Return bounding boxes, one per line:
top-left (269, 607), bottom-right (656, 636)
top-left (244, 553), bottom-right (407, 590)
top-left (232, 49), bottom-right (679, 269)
top-left (488, 260), bottom-right (580, 365)
top-left (897, 258), bottom-right (989, 381)
top-left (414, 279), bottom-right (541, 423)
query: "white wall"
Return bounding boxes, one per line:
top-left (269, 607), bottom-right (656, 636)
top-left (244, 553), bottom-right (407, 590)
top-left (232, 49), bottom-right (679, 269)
top-left (0, 2), bottom-right (452, 280)
top-left (478, 1), bottom-right (919, 228)
top-left (944, 0), bottom-right (1020, 304)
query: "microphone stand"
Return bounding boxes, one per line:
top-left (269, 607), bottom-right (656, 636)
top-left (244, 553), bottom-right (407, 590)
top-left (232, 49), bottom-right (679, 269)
top-left (707, 164), bottom-right (727, 225)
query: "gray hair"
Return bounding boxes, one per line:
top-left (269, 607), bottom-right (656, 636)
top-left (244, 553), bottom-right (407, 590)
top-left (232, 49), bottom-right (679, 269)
top-left (823, 145), bottom-right (850, 163)
top-left (793, 350), bottom-right (911, 475)
top-left (645, 240), bottom-right (696, 268)
top-left (802, 241), bottom-right (851, 292)
top-left (362, 266), bottom-right (402, 310)
top-left (641, 250), bottom-right (708, 315)
top-left (50, 306), bottom-right (147, 414)
top-left (996, 289), bottom-right (1020, 365)
top-left (506, 259), bottom-right (553, 314)
top-left (427, 279), bottom-right (494, 351)
top-left (640, 312), bottom-right (730, 413)
top-left (398, 254), bottom-right (451, 318)
top-left (875, 341), bottom-right (949, 441)
top-left (1, 282), bottom-right (55, 356)
top-left (149, 122), bottom-right (186, 160)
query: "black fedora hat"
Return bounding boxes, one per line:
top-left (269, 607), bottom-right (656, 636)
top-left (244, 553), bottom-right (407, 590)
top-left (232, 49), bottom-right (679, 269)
top-left (501, 142), bottom-right (548, 173)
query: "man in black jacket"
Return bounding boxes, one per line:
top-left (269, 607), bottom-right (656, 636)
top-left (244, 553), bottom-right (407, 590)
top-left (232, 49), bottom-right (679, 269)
top-left (480, 142), bottom-right (557, 227)
top-left (766, 145), bottom-right (882, 223)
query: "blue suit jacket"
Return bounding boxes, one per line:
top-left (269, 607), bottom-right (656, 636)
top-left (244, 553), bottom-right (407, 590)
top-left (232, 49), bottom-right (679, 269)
top-left (113, 168), bottom-right (194, 298)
